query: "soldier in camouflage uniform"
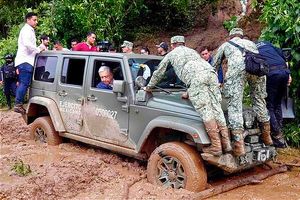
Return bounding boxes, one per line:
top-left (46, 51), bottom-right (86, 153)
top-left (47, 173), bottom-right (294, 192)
top-left (213, 28), bottom-right (273, 156)
top-left (145, 36), bottom-right (232, 156)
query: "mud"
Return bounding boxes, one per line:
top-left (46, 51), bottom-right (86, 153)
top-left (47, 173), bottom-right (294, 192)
top-left (1, 110), bottom-right (300, 199)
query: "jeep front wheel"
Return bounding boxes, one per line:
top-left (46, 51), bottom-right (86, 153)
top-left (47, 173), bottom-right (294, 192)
top-left (30, 116), bottom-right (62, 145)
top-left (147, 141), bottom-right (207, 192)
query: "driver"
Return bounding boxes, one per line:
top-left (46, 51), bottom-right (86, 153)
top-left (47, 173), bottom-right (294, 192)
top-left (144, 36), bottom-right (232, 156)
top-left (97, 66), bottom-right (114, 90)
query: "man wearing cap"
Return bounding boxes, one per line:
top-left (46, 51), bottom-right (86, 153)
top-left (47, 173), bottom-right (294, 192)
top-left (156, 42), bottom-right (168, 56)
top-left (121, 40), bottom-right (134, 53)
top-left (145, 35), bottom-right (232, 156)
top-left (213, 28), bottom-right (272, 156)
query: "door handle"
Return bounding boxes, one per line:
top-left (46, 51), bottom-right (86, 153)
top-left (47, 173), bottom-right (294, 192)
top-left (87, 95), bottom-right (97, 101)
top-left (77, 97), bottom-right (84, 105)
top-left (58, 90), bottom-right (68, 96)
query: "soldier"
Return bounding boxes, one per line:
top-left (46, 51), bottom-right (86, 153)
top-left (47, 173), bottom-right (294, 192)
top-left (144, 35), bottom-right (232, 156)
top-left (121, 41), bottom-right (134, 54)
top-left (0, 54), bottom-right (17, 109)
top-left (213, 28), bottom-right (273, 156)
top-left (256, 41), bottom-right (291, 148)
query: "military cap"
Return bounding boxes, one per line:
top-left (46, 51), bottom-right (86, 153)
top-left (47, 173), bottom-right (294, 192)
top-left (170, 36), bottom-right (185, 44)
top-left (155, 42), bottom-right (168, 51)
top-left (121, 40), bottom-right (133, 48)
top-left (229, 28), bottom-right (244, 36)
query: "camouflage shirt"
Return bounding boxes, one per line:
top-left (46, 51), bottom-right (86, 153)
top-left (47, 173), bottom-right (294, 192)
top-left (147, 46), bottom-right (213, 87)
top-left (212, 37), bottom-right (258, 79)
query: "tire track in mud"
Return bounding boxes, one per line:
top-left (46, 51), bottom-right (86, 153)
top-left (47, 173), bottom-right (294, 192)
top-left (0, 111), bottom-right (192, 199)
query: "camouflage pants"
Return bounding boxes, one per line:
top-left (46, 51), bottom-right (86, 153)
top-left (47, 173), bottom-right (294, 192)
top-left (223, 72), bottom-right (269, 130)
top-left (188, 70), bottom-right (227, 126)
top-left (246, 74), bottom-right (269, 123)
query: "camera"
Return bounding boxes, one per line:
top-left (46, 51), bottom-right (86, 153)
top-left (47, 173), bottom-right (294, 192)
top-left (97, 40), bottom-right (111, 52)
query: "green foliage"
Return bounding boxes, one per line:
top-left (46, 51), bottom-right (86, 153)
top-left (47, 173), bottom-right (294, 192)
top-left (0, 85), bottom-right (6, 107)
top-left (259, 0), bottom-right (300, 147)
top-left (0, 25), bottom-right (20, 64)
top-left (11, 159), bottom-right (32, 176)
top-left (283, 122), bottom-right (300, 148)
top-left (223, 16), bottom-right (238, 31)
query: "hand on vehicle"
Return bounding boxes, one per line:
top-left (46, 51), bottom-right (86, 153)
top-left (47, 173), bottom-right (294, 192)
top-left (181, 92), bottom-right (189, 99)
top-left (288, 75), bottom-right (292, 86)
top-left (142, 86), bottom-right (152, 92)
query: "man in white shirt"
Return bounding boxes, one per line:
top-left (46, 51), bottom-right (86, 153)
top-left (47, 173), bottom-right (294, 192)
top-left (14, 12), bottom-right (45, 114)
top-left (53, 40), bottom-right (70, 51)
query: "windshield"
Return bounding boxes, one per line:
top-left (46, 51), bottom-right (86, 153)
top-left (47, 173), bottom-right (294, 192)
top-left (128, 58), bottom-right (185, 89)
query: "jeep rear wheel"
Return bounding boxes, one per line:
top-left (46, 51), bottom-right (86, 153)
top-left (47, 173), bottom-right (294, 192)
top-left (30, 116), bottom-right (62, 145)
top-left (147, 141), bottom-right (207, 192)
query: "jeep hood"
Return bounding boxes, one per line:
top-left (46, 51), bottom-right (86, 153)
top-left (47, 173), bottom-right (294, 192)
top-left (146, 92), bottom-right (200, 117)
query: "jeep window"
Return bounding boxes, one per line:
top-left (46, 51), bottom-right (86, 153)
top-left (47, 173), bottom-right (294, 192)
top-left (128, 58), bottom-right (185, 89)
top-left (61, 58), bottom-right (86, 86)
top-left (128, 58), bottom-right (160, 83)
top-left (92, 60), bottom-right (123, 88)
top-left (34, 56), bottom-right (57, 83)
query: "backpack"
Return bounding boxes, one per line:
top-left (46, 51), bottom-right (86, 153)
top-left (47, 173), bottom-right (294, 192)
top-left (228, 41), bottom-right (269, 76)
top-left (3, 63), bottom-right (16, 79)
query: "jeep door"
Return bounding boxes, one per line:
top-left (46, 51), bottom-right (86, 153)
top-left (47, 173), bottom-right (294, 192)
top-left (83, 56), bottom-right (133, 148)
top-left (57, 55), bottom-right (88, 134)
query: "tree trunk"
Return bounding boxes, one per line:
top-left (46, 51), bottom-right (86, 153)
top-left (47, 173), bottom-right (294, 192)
top-left (193, 165), bottom-right (288, 200)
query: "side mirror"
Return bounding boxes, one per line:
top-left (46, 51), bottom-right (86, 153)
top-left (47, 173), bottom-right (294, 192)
top-left (135, 76), bottom-right (147, 89)
top-left (113, 80), bottom-right (125, 94)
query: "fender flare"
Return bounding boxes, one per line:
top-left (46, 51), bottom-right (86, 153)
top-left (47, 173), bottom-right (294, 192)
top-left (27, 97), bottom-right (66, 132)
top-left (136, 116), bottom-right (210, 151)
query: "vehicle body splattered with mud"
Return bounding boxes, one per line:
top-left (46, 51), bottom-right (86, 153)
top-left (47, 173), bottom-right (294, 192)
top-left (24, 51), bottom-right (276, 192)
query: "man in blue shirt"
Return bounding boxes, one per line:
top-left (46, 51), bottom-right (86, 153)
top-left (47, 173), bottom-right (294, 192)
top-left (96, 66), bottom-right (114, 90)
top-left (256, 41), bottom-right (291, 148)
top-left (200, 46), bottom-right (223, 84)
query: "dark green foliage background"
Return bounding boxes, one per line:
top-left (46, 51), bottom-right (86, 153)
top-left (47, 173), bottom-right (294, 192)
top-left (259, 0), bottom-right (300, 147)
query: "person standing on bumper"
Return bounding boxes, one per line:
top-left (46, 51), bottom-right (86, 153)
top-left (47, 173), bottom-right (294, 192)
top-left (145, 36), bottom-right (232, 156)
top-left (213, 28), bottom-right (272, 156)
top-left (256, 41), bottom-right (291, 148)
top-left (14, 12), bottom-right (45, 114)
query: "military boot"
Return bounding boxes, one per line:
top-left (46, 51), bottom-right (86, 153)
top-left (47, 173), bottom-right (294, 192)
top-left (260, 122), bottom-right (273, 145)
top-left (231, 130), bottom-right (246, 156)
top-left (272, 131), bottom-right (286, 148)
top-left (218, 125), bottom-right (233, 153)
top-left (203, 120), bottom-right (222, 156)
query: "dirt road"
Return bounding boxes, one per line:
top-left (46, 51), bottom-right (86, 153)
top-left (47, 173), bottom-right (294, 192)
top-left (1, 111), bottom-right (299, 199)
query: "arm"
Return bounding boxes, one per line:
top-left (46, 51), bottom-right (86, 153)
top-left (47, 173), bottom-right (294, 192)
top-left (0, 67), bottom-right (3, 83)
top-left (147, 55), bottom-right (171, 88)
top-left (212, 44), bottom-right (225, 71)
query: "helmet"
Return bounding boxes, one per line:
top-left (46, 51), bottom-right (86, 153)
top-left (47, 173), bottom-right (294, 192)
top-left (4, 54), bottom-right (14, 60)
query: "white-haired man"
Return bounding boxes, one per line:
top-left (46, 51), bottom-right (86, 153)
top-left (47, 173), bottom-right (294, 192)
top-left (96, 66), bottom-right (114, 90)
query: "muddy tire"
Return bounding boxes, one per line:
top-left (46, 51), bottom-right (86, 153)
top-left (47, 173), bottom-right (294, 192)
top-left (147, 141), bottom-right (207, 192)
top-left (30, 116), bottom-right (62, 145)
